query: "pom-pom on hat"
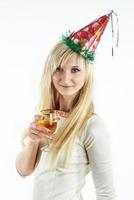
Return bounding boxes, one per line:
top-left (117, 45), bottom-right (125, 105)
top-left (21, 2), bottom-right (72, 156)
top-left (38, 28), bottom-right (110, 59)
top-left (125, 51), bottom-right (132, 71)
top-left (62, 10), bottom-right (119, 62)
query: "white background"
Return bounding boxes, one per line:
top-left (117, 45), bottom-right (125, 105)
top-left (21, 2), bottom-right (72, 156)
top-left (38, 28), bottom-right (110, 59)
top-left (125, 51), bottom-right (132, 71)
top-left (0, 0), bottom-right (134, 199)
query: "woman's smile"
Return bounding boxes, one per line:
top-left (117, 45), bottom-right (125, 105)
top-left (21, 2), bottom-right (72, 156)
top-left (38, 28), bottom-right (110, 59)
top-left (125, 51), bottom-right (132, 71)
top-left (60, 85), bottom-right (73, 88)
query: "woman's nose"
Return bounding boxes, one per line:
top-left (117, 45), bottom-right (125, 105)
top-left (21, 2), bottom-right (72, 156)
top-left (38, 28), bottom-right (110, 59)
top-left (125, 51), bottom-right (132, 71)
top-left (60, 71), bottom-right (72, 83)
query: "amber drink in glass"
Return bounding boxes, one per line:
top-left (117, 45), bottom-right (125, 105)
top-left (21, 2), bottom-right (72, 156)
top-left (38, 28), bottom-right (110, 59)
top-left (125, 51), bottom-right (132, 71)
top-left (36, 109), bottom-right (59, 151)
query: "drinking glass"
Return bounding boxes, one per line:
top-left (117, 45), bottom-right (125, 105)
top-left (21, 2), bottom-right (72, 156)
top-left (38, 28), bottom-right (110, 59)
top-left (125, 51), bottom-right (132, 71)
top-left (36, 109), bottom-right (59, 151)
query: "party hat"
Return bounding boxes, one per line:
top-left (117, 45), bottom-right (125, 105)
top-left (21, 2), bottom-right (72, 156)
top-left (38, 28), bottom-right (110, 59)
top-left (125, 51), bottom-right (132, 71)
top-left (62, 10), bottom-right (119, 62)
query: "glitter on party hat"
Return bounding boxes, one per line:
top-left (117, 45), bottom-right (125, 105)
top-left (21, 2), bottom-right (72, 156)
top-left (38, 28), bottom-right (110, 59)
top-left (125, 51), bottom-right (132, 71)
top-left (62, 10), bottom-right (119, 62)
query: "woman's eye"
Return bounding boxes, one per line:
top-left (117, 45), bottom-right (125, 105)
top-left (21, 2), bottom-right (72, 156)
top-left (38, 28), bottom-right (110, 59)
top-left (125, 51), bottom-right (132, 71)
top-left (55, 66), bottom-right (63, 72)
top-left (71, 68), bottom-right (80, 73)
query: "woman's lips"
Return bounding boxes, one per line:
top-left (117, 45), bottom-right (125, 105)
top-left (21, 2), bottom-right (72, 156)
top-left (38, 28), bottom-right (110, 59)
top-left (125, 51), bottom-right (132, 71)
top-left (60, 85), bottom-right (73, 88)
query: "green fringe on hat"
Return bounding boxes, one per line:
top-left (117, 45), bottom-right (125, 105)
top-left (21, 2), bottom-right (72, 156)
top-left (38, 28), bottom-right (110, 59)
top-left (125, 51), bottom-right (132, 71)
top-left (61, 32), bottom-right (95, 62)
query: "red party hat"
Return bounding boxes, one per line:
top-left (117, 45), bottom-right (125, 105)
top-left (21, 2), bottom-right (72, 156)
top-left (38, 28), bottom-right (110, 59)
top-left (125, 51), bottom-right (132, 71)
top-left (62, 10), bottom-right (119, 62)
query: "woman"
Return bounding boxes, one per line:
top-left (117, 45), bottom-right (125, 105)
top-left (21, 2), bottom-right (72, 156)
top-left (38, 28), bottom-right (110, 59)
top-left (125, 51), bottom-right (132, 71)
top-left (16, 11), bottom-right (117, 200)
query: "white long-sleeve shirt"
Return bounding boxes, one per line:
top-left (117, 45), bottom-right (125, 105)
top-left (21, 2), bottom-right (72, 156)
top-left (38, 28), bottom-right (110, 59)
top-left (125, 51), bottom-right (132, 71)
top-left (32, 114), bottom-right (116, 200)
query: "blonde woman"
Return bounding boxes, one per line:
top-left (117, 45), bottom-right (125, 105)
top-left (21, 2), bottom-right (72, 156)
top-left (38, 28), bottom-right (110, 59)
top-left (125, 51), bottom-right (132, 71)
top-left (16, 11), bottom-right (117, 200)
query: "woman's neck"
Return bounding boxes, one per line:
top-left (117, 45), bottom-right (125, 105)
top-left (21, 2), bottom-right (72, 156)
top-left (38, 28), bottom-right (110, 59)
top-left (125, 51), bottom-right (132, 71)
top-left (59, 95), bottom-right (76, 112)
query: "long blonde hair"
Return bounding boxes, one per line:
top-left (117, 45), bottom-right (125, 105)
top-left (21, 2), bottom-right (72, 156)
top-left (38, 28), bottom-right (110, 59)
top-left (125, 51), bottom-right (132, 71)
top-left (21, 40), bottom-right (96, 169)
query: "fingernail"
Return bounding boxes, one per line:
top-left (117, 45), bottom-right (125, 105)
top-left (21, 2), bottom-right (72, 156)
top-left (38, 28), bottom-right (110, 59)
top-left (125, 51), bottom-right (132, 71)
top-left (48, 136), bottom-right (54, 140)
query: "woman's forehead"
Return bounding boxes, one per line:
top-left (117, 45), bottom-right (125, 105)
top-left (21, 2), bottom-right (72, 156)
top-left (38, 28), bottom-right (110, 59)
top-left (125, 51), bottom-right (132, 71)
top-left (58, 54), bottom-right (84, 69)
top-left (62, 55), bottom-right (78, 66)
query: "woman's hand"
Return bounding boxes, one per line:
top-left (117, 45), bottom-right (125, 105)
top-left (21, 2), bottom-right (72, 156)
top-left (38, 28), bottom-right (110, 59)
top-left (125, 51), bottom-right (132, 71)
top-left (28, 114), bottom-right (54, 144)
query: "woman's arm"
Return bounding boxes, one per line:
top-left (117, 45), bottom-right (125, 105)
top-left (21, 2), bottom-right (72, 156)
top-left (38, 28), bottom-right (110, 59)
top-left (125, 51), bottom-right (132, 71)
top-left (84, 116), bottom-right (116, 200)
top-left (16, 140), bottom-right (40, 176)
top-left (16, 114), bottom-right (54, 177)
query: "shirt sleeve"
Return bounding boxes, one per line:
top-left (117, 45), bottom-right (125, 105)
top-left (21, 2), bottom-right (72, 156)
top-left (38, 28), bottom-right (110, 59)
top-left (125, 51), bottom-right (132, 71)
top-left (83, 116), bottom-right (116, 200)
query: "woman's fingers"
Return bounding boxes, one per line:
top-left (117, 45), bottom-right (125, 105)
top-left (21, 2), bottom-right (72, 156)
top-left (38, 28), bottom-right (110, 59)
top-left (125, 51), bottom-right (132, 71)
top-left (29, 128), bottom-right (53, 140)
top-left (30, 121), bottom-right (51, 133)
top-left (28, 119), bottom-right (55, 144)
top-left (29, 122), bottom-right (54, 139)
top-left (34, 114), bottom-right (44, 120)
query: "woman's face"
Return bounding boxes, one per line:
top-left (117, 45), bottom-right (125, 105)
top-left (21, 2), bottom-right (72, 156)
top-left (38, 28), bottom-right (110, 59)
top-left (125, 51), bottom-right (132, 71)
top-left (52, 55), bottom-right (86, 98)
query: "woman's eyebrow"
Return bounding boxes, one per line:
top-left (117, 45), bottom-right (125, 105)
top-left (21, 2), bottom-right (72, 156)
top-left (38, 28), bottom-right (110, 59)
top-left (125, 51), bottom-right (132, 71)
top-left (71, 65), bottom-right (80, 68)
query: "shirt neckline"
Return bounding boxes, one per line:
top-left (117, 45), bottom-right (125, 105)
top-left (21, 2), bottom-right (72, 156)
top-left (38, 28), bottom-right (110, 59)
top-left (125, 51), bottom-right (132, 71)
top-left (54, 110), bottom-right (69, 118)
top-left (40, 109), bottom-right (69, 118)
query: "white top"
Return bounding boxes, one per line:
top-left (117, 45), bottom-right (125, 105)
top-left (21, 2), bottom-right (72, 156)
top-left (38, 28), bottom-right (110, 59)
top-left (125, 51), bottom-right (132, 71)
top-left (32, 114), bottom-right (116, 200)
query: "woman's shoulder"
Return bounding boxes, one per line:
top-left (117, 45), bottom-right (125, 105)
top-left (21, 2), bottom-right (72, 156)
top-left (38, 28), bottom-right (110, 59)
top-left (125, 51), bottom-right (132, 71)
top-left (81, 114), bottom-right (110, 144)
top-left (85, 113), bottom-right (105, 128)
